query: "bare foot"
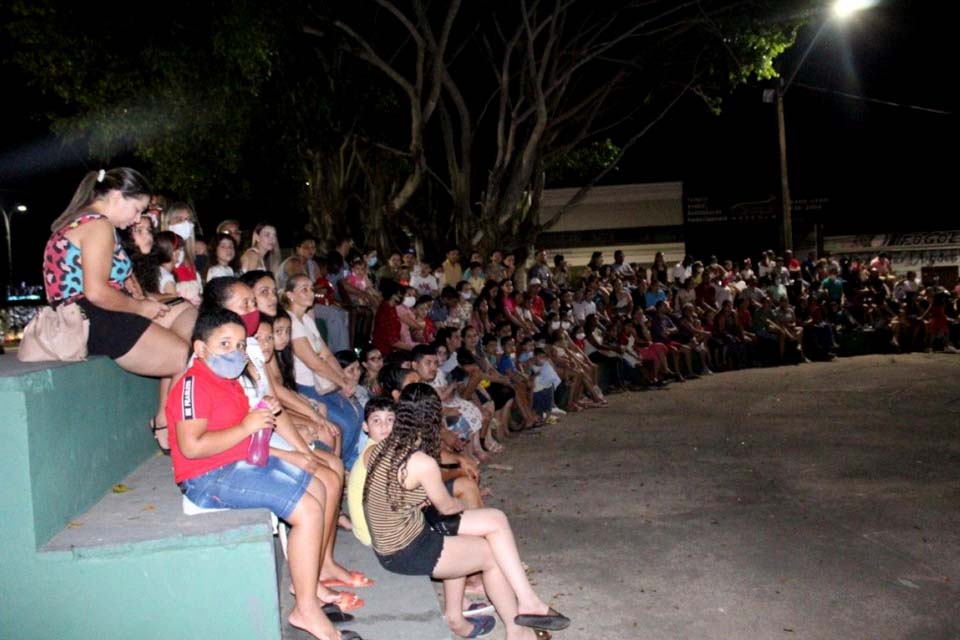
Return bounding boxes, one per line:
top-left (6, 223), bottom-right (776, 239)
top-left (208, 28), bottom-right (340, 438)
top-left (288, 601), bottom-right (339, 640)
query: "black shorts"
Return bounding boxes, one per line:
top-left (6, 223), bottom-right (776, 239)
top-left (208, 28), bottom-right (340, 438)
top-left (76, 297), bottom-right (152, 359)
top-left (375, 526), bottom-right (445, 577)
top-left (486, 382), bottom-right (515, 410)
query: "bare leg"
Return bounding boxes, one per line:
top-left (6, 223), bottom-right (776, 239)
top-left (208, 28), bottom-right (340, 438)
top-left (433, 535), bottom-right (538, 640)
top-left (442, 577), bottom-right (472, 637)
top-left (285, 481), bottom-right (338, 640)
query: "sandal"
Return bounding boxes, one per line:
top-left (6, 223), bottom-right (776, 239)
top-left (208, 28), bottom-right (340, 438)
top-left (458, 615), bottom-right (496, 638)
top-left (482, 436), bottom-right (504, 453)
top-left (514, 607), bottom-right (570, 631)
top-left (321, 571), bottom-right (375, 588)
top-left (149, 418), bottom-right (171, 456)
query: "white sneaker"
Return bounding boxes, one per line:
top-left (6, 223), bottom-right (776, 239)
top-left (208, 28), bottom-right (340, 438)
top-left (550, 407), bottom-right (567, 415)
top-left (945, 345), bottom-right (959, 354)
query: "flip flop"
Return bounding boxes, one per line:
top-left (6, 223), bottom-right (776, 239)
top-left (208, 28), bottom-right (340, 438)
top-left (148, 418), bottom-right (171, 455)
top-left (340, 631), bottom-right (364, 640)
top-left (463, 601), bottom-right (495, 617)
top-left (321, 571), bottom-right (375, 588)
top-left (321, 603), bottom-right (355, 624)
top-left (458, 614), bottom-right (496, 638)
top-left (514, 607), bottom-right (570, 631)
top-left (330, 591), bottom-right (365, 612)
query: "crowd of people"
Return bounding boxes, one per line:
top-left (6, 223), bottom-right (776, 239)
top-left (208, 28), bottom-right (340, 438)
top-left (39, 168), bottom-right (960, 639)
top-left (39, 168), bottom-right (577, 640)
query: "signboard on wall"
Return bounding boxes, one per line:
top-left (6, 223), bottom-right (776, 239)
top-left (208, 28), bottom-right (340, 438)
top-left (823, 231), bottom-right (960, 274)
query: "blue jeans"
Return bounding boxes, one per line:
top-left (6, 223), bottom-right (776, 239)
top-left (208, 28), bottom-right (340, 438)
top-left (297, 384), bottom-right (363, 471)
top-left (179, 457), bottom-right (311, 521)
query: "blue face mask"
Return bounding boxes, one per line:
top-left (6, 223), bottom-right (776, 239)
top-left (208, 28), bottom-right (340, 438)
top-left (205, 349), bottom-right (248, 379)
top-left (367, 256), bottom-right (378, 268)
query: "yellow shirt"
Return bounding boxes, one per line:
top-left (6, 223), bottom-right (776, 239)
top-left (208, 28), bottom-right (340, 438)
top-left (347, 440), bottom-right (377, 546)
top-left (442, 260), bottom-right (463, 288)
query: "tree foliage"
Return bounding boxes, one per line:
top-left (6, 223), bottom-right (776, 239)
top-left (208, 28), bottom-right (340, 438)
top-left (5, 0), bottom-right (812, 257)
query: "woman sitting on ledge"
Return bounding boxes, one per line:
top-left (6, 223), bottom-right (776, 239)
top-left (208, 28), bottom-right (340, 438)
top-left (364, 383), bottom-right (569, 640)
top-left (43, 168), bottom-right (197, 451)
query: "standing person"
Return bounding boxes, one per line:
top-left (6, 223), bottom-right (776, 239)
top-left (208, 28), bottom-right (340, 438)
top-left (364, 384), bottom-right (569, 640)
top-left (241, 223), bottom-right (281, 275)
top-left (42, 168), bottom-right (197, 452)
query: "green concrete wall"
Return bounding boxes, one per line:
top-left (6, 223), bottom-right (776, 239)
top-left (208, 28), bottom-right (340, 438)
top-left (3, 526), bottom-right (281, 640)
top-left (0, 358), bottom-right (156, 549)
top-left (0, 357), bottom-right (282, 640)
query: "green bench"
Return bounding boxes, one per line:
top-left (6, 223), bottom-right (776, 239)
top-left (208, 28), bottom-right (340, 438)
top-left (0, 357), bottom-right (281, 640)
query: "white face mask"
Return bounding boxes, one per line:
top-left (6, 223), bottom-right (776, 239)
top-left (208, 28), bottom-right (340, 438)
top-left (461, 292), bottom-right (472, 300)
top-left (561, 320), bottom-right (572, 330)
top-left (549, 321), bottom-right (561, 331)
top-left (575, 332), bottom-right (585, 340)
top-left (168, 221), bottom-right (195, 241)
top-left (434, 272), bottom-right (443, 279)
top-left (403, 296), bottom-right (416, 308)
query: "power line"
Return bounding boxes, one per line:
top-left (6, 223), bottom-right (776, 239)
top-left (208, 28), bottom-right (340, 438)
top-left (793, 82), bottom-right (952, 115)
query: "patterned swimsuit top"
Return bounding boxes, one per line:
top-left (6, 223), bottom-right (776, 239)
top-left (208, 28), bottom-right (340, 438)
top-left (43, 213), bottom-right (133, 304)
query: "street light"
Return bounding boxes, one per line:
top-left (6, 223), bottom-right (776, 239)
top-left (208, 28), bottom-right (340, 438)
top-left (1, 203), bottom-right (29, 288)
top-left (773, 0), bottom-right (873, 253)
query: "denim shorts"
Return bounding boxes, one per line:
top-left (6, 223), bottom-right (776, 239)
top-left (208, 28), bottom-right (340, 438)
top-left (179, 457), bottom-right (312, 521)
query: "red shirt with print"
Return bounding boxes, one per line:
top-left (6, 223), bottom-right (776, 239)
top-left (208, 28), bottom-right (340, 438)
top-left (166, 358), bottom-right (252, 484)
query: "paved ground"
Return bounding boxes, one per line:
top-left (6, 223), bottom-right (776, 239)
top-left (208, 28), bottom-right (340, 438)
top-left (473, 353), bottom-right (960, 640)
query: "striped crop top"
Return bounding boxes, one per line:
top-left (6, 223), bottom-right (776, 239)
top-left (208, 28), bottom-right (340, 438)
top-left (363, 441), bottom-right (429, 556)
top-left (43, 213), bottom-right (133, 304)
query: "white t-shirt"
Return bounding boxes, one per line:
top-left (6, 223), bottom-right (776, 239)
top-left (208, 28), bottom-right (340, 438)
top-left (240, 337), bottom-right (271, 407)
top-left (290, 311), bottom-right (337, 393)
top-left (673, 262), bottom-right (691, 284)
top-left (572, 300), bottom-right (597, 323)
top-left (410, 272), bottom-right (439, 297)
top-left (158, 267), bottom-right (176, 293)
top-left (206, 265), bottom-right (234, 282)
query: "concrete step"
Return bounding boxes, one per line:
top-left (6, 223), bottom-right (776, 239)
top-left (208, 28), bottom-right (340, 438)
top-left (279, 529), bottom-right (454, 640)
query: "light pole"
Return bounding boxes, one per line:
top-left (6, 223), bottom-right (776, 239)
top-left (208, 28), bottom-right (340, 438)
top-left (1, 203), bottom-right (29, 288)
top-left (773, 0), bottom-right (873, 253)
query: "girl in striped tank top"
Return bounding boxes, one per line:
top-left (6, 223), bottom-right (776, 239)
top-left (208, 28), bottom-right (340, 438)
top-left (364, 384), bottom-right (569, 639)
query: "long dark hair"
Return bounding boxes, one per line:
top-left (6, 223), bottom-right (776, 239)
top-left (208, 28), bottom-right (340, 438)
top-left (364, 383), bottom-right (442, 510)
top-left (51, 168), bottom-right (152, 231)
top-left (271, 309), bottom-right (297, 391)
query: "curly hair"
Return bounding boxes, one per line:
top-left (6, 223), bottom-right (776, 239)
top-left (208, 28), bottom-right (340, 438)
top-left (364, 383), bottom-right (442, 511)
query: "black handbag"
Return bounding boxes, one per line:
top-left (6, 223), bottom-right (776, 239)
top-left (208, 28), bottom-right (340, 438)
top-left (422, 504), bottom-right (462, 536)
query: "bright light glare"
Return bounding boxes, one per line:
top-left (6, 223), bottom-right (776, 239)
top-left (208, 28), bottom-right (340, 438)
top-left (15, 205), bottom-right (27, 212)
top-left (832, 0), bottom-right (874, 20)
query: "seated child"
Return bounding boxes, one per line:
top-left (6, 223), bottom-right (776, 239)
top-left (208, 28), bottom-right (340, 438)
top-left (166, 308), bottom-right (348, 640)
top-left (347, 396), bottom-right (396, 547)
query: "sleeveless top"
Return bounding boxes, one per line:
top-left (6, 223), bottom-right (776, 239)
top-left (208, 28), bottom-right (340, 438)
top-left (43, 213), bottom-right (132, 304)
top-left (363, 441), bottom-right (429, 555)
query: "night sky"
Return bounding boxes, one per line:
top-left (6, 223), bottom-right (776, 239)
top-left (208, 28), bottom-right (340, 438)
top-left (0, 0), bottom-right (953, 288)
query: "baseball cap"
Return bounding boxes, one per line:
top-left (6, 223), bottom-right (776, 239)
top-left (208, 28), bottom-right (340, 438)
top-left (528, 278), bottom-right (542, 286)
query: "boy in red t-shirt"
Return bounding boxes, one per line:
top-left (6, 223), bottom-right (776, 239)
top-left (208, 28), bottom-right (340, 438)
top-left (166, 308), bottom-right (347, 640)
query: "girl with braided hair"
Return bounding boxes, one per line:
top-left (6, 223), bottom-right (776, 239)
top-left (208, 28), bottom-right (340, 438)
top-left (364, 384), bottom-right (569, 640)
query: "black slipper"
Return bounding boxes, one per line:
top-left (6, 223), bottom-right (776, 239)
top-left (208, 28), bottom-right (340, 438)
top-left (149, 418), bottom-right (171, 456)
top-left (514, 607), bottom-right (570, 631)
top-left (339, 631), bottom-right (363, 640)
top-left (321, 603), bottom-right (355, 624)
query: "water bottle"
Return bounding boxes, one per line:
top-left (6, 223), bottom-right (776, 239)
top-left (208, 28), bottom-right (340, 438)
top-left (246, 400), bottom-right (272, 467)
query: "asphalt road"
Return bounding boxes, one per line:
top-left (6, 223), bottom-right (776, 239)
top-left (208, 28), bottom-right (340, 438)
top-left (479, 353), bottom-right (960, 640)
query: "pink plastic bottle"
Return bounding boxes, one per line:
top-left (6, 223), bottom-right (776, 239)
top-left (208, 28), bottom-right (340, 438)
top-left (246, 400), bottom-right (272, 467)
